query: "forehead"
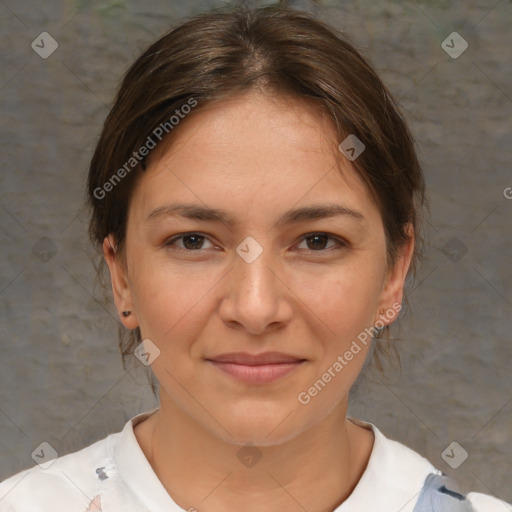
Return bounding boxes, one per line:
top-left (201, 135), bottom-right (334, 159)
top-left (130, 90), bottom-right (378, 223)
top-left (148, 91), bottom-right (338, 165)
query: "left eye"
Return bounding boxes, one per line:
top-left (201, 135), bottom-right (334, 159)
top-left (296, 233), bottom-right (344, 252)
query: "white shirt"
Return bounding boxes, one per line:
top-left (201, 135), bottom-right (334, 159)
top-left (0, 408), bottom-right (509, 512)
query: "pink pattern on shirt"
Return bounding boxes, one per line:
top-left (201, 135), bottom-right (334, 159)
top-left (85, 495), bottom-right (102, 511)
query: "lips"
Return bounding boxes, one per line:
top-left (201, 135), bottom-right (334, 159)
top-left (208, 351), bottom-right (305, 365)
top-left (206, 352), bottom-right (306, 384)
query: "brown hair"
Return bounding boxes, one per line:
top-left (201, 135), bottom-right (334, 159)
top-left (87, 3), bottom-right (427, 393)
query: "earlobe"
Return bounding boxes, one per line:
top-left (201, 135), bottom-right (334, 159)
top-left (375, 225), bottom-right (415, 326)
top-left (102, 235), bottom-right (139, 329)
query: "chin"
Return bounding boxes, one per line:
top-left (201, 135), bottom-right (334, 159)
top-left (211, 404), bottom-right (306, 447)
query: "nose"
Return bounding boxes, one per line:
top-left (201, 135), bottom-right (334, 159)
top-left (218, 239), bottom-right (293, 336)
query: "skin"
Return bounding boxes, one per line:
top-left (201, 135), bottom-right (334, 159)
top-left (103, 90), bottom-right (414, 512)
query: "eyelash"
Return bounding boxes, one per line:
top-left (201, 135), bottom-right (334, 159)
top-left (163, 232), bottom-right (347, 254)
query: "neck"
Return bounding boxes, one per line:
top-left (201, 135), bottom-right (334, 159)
top-left (135, 392), bottom-right (374, 512)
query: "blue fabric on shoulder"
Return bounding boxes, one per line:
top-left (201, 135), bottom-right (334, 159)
top-left (413, 474), bottom-right (476, 512)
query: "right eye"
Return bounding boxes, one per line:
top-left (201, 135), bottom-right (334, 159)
top-left (163, 232), bottom-right (218, 251)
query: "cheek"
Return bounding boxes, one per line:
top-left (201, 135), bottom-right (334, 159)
top-left (130, 258), bottom-right (221, 341)
top-left (294, 260), bottom-right (384, 345)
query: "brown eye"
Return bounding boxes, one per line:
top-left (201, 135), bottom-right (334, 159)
top-left (165, 233), bottom-right (215, 251)
top-left (181, 234), bottom-right (205, 250)
top-left (296, 233), bottom-right (345, 252)
top-left (305, 233), bottom-right (329, 250)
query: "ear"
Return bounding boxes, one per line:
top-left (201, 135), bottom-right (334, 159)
top-left (102, 235), bottom-right (139, 329)
top-left (375, 224), bottom-right (415, 326)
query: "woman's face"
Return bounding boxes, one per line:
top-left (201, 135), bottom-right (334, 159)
top-left (105, 91), bottom-right (412, 445)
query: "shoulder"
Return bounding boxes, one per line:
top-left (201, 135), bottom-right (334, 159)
top-left (0, 431), bottom-right (121, 512)
top-left (359, 419), bottom-right (440, 490)
top-left (351, 419), bottom-right (511, 512)
top-left (413, 472), bottom-right (512, 512)
top-left (342, 418), bottom-right (440, 511)
top-left (467, 491), bottom-right (512, 512)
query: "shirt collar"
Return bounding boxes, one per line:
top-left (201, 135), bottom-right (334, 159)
top-left (115, 407), bottom-right (185, 511)
top-left (115, 410), bottom-right (436, 512)
top-left (335, 417), bottom-right (437, 512)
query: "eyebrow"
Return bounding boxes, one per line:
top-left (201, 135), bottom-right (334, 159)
top-left (146, 202), bottom-right (365, 228)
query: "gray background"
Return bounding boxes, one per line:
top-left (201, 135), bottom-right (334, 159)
top-left (1, 0), bottom-right (511, 505)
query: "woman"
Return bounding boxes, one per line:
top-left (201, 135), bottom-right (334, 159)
top-left (0, 3), bottom-right (509, 511)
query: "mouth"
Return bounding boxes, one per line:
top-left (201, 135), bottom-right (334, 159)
top-left (206, 352), bottom-right (307, 384)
